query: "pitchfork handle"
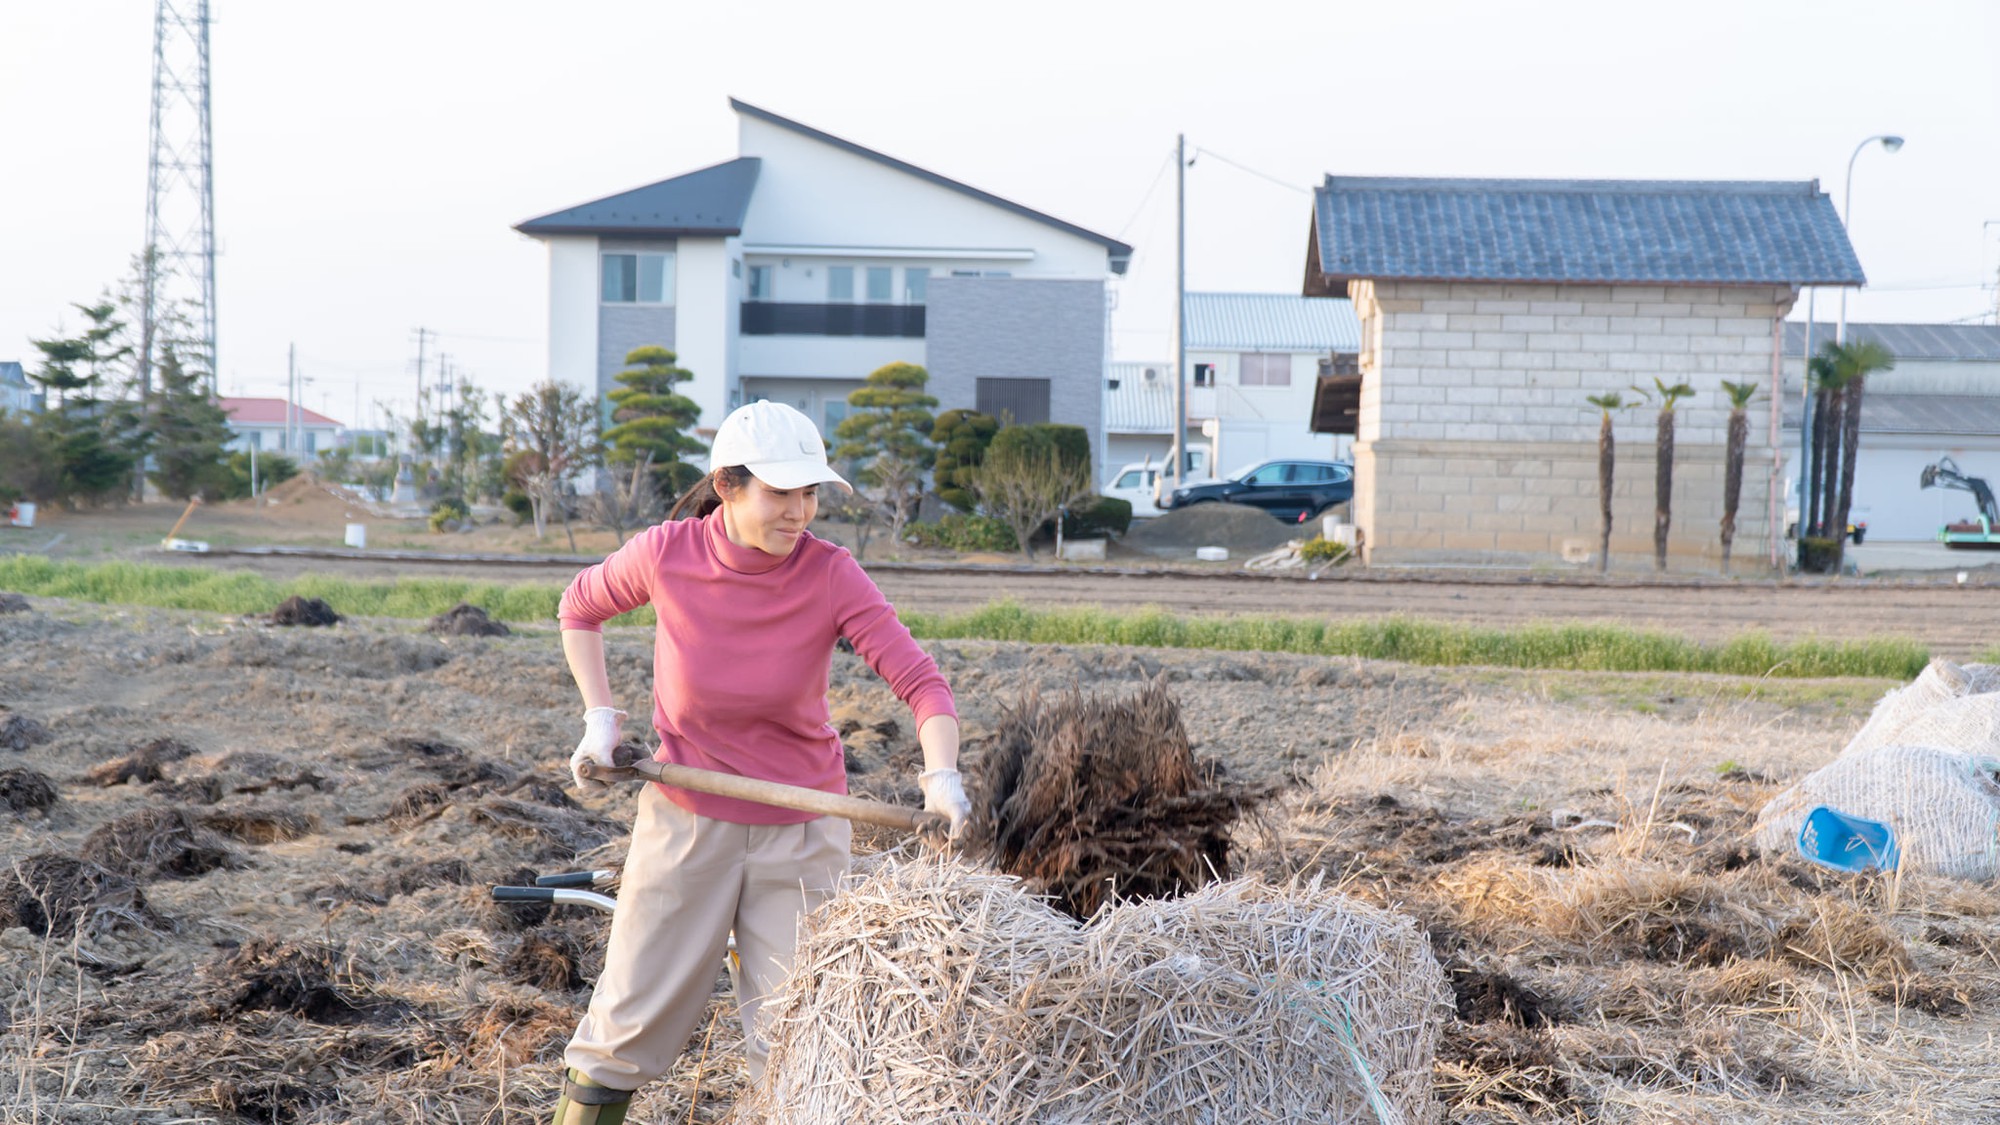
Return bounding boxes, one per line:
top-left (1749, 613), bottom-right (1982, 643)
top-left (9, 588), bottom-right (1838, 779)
top-left (580, 757), bottom-right (949, 837)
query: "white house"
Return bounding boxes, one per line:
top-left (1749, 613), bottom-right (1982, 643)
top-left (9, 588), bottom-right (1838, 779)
top-left (0, 362), bottom-right (39, 415)
top-left (1103, 294), bottom-right (1359, 483)
top-left (1782, 322), bottom-right (2000, 541)
top-left (220, 397), bottom-right (343, 461)
top-left (515, 98), bottom-right (1131, 472)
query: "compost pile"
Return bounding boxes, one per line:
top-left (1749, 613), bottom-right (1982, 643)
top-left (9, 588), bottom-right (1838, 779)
top-left (744, 857), bottom-right (1451, 1125)
top-left (268, 595), bottom-right (341, 627)
top-left (970, 678), bottom-right (1264, 918)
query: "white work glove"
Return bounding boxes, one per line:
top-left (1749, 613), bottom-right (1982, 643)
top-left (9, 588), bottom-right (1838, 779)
top-left (918, 767), bottom-right (971, 841)
top-left (569, 706), bottom-right (627, 795)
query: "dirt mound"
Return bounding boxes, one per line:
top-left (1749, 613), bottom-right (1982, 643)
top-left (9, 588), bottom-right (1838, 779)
top-left (0, 592), bottom-right (28, 613)
top-left (203, 937), bottom-right (396, 1024)
top-left (971, 679), bottom-right (1264, 919)
top-left (0, 853), bottom-right (158, 938)
top-left (0, 709), bottom-right (51, 751)
top-left (200, 806), bottom-right (320, 844)
top-left (428, 602), bottom-right (512, 637)
top-left (1124, 501), bottom-right (1303, 555)
top-left (270, 595), bottom-right (341, 626)
top-left (86, 736), bottom-right (198, 786)
top-left (0, 766), bottom-right (58, 812)
top-left (80, 806), bottom-right (239, 879)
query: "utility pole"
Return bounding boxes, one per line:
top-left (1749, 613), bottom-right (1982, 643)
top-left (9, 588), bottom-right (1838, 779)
top-left (287, 343), bottom-right (297, 455)
top-left (1172, 132), bottom-right (1187, 494)
top-left (410, 326), bottom-right (432, 464)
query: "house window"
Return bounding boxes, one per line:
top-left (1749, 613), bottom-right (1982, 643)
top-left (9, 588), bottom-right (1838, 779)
top-left (866, 267), bottom-right (893, 303)
top-left (1193, 363), bottom-right (1215, 388)
top-left (247, 431), bottom-right (262, 451)
top-left (748, 265), bottom-right (772, 300)
top-left (601, 252), bottom-right (675, 304)
top-left (1241, 353), bottom-right (1291, 386)
top-left (976, 377), bottom-right (1051, 426)
top-left (904, 268), bottom-right (930, 304)
top-left (828, 267), bottom-right (855, 302)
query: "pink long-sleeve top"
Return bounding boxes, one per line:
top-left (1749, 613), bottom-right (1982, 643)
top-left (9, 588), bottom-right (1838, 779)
top-left (557, 509), bottom-right (957, 824)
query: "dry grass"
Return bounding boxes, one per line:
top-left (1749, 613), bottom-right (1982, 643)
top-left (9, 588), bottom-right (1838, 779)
top-left (1248, 684), bottom-right (2000, 1124)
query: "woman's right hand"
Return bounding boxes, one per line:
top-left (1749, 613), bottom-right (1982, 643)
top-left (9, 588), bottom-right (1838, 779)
top-left (569, 706), bottom-right (627, 794)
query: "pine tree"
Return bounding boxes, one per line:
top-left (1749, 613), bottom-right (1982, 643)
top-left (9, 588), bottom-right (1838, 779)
top-left (834, 362), bottom-right (938, 552)
top-left (931, 408), bottom-right (999, 513)
top-left (602, 346), bottom-right (705, 501)
top-left (147, 344), bottom-right (235, 500)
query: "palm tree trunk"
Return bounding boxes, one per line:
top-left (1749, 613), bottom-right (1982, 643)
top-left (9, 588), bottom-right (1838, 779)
top-left (1817, 385), bottom-right (1845, 539)
top-left (1807, 386), bottom-right (1829, 536)
top-left (1832, 375), bottom-right (1866, 573)
top-left (1654, 407), bottom-right (1674, 571)
top-left (1721, 407), bottom-right (1747, 574)
top-left (1597, 412), bottom-right (1614, 574)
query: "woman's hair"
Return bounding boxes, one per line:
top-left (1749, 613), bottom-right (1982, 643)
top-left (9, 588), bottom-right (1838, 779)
top-left (669, 465), bottom-right (754, 521)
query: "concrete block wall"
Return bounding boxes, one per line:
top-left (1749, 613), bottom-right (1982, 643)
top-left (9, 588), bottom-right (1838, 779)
top-left (1350, 279), bottom-right (1797, 568)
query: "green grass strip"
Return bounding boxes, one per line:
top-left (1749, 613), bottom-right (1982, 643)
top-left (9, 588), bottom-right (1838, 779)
top-left (897, 602), bottom-right (1928, 680)
top-left (0, 555), bottom-right (653, 628)
top-left (0, 557), bottom-right (1927, 679)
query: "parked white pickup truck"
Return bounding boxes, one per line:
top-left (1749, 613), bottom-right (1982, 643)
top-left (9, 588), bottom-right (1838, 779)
top-left (1103, 448), bottom-right (1211, 518)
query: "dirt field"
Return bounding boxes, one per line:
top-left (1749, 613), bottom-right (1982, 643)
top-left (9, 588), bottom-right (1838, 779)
top-left (4, 590), bottom-right (1998, 1123)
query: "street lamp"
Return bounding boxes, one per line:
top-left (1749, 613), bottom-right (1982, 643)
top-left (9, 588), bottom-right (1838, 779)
top-left (1837, 134), bottom-right (1904, 343)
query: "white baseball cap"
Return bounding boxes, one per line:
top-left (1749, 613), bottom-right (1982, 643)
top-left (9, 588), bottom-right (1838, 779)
top-left (709, 400), bottom-right (853, 493)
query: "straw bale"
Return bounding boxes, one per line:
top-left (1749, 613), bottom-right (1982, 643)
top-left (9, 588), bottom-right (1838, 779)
top-left (745, 856), bottom-right (1450, 1125)
top-left (974, 679), bottom-right (1263, 919)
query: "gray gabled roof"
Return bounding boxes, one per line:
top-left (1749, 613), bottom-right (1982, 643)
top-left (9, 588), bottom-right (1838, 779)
top-left (1784, 321), bottom-right (2000, 362)
top-left (515, 157), bottom-right (762, 237)
top-left (1310, 176), bottom-right (1865, 289)
top-left (1186, 293), bottom-right (1360, 352)
top-left (1784, 393), bottom-right (2000, 437)
top-left (0, 361), bottom-right (25, 389)
top-left (731, 98), bottom-right (1133, 274)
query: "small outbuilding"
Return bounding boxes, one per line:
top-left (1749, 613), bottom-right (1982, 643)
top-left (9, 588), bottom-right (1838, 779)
top-left (1304, 176), bottom-right (1865, 567)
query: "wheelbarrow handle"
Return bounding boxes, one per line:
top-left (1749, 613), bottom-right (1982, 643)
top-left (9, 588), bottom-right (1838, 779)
top-left (580, 757), bottom-right (949, 838)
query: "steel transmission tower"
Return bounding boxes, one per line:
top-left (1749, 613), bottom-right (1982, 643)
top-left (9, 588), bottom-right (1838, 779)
top-left (140, 0), bottom-right (216, 396)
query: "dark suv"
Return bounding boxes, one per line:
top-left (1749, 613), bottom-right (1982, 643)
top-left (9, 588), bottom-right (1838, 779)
top-left (1164, 459), bottom-right (1354, 523)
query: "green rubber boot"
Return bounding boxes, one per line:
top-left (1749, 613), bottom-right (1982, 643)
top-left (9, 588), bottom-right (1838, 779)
top-left (549, 1068), bottom-right (632, 1125)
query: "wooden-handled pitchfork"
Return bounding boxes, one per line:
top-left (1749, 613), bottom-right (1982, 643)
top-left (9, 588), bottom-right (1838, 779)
top-left (576, 757), bottom-right (951, 841)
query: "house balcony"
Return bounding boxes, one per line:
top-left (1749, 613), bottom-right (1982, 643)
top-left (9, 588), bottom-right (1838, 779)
top-left (740, 301), bottom-right (925, 338)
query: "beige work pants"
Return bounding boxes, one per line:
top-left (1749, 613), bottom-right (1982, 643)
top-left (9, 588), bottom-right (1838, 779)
top-left (564, 784), bottom-right (850, 1089)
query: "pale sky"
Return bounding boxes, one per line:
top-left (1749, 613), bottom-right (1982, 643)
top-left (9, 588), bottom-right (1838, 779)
top-left (4, 0), bottom-right (1996, 429)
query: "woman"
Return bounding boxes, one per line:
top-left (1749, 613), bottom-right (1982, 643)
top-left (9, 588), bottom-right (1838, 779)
top-left (549, 400), bottom-right (969, 1124)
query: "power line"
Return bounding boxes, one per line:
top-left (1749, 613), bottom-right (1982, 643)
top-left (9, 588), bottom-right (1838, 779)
top-left (1191, 146), bottom-right (1312, 195)
top-left (1116, 147), bottom-right (1178, 241)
